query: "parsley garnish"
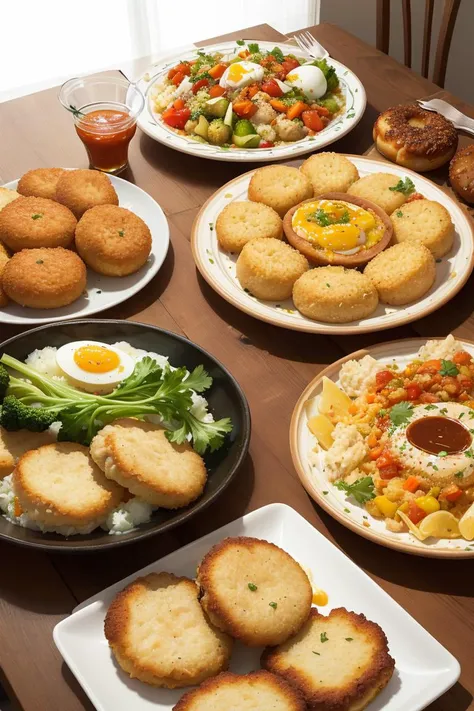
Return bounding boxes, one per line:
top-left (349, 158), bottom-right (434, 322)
top-left (67, 104), bottom-right (85, 118)
top-left (320, 632), bottom-right (328, 643)
top-left (326, 283), bottom-right (330, 288)
top-left (455, 471), bottom-right (464, 479)
top-left (389, 177), bottom-right (415, 195)
top-left (459, 413), bottom-right (465, 419)
top-left (334, 476), bottom-right (375, 504)
top-left (248, 583), bottom-right (257, 591)
top-left (31, 213), bottom-right (42, 220)
top-left (248, 42), bottom-right (260, 53)
top-left (271, 46), bottom-right (285, 63)
top-left (440, 360), bottom-right (459, 377)
top-left (307, 208), bottom-right (350, 227)
top-left (236, 39), bottom-right (245, 46)
top-left (209, 222), bottom-right (214, 231)
top-left (432, 464), bottom-right (439, 471)
top-left (389, 401), bottom-right (414, 426)
top-left (35, 259), bottom-right (44, 264)
top-left (395, 210), bottom-right (404, 217)
top-left (438, 451), bottom-right (448, 457)
top-left (344, 507), bottom-right (351, 513)
top-left (269, 601), bottom-right (278, 609)
top-left (378, 409), bottom-right (387, 417)
top-left (345, 637), bottom-right (353, 641)
top-left (118, 230), bottom-right (125, 237)
top-left (465, 450), bottom-right (474, 458)
top-left (440, 408), bottom-right (448, 415)
top-left (424, 404), bottom-right (437, 411)
top-left (322, 490), bottom-right (329, 495)
top-left (312, 651), bottom-right (321, 655)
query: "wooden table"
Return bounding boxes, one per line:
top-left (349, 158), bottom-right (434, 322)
top-left (0, 22), bottom-right (473, 711)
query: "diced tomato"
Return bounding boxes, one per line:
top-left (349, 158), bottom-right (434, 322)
top-left (261, 79), bottom-right (284, 97)
top-left (208, 63), bottom-right (227, 79)
top-left (379, 464), bottom-right (400, 480)
top-left (406, 192), bottom-right (425, 203)
top-left (209, 84), bottom-right (226, 98)
top-left (419, 391), bottom-right (440, 403)
top-left (440, 485), bottom-right (463, 502)
top-left (248, 83), bottom-right (260, 98)
top-left (418, 359), bottom-right (442, 374)
top-left (369, 446), bottom-right (384, 461)
top-left (375, 370), bottom-right (395, 391)
top-left (454, 351), bottom-right (472, 365)
top-left (233, 100), bottom-right (257, 118)
top-left (281, 57), bottom-right (300, 77)
top-left (301, 110), bottom-right (324, 132)
top-left (458, 376), bottom-right (473, 390)
top-left (168, 62), bottom-right (190, 79)
top-left (376, 451), bottom-right (395, 469)
top-left (259, 140), bottom-right (274, 148)
top-left (171, 71), bottom-right (185, 86)
top-left (192, 78), bottom-right (209, 94)
top-left (173, 98), bottom-right (185, 110)
top-left (162, 107), bottom-right (191, 129)
top-left (408, 500), bottom-right (427, 524)
top-left (312, 104), bottom-right (330, 117)
top-left (406, 383), bottom-right (422, 401)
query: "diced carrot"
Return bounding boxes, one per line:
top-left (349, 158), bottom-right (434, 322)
top-left (287, 101), bottom-right (309, 120)
top-left (366, 393), bottom-right (376, 404)
top-left (440, 485), bottom-right (463, 502)
top-left (270, 99), bottom-right (288, 113)
top-left (233, 100), bottom-right (257, 118)
top-left (403, 476), bottom-right (420, 493)
top-left (301, 110), bottom-right (324, 131)
top-left (173, 98), bottom-right (185, 110)
top-left (14, 497), bottom-right (23, 518)
top-left (248, 83), bottom-right (260, 98)
top-left (208, 63), bottom-right (227, 79)
top-left (238, 50), bottom-right (250, 58)
top-left (418, 359), bottom-right (441, 374)
top-left (369, 446), bottom-right (384, 460)
top-left (367, 432), bottom-right (379, 448)
top-left (209, 84), bottom-right (226, 98)
top-left (348, 403), bottom-right (358, 415)
top-left (453, 351), bottom-right (472, 365)
top-left (313, 104), bottom-right (330, 116)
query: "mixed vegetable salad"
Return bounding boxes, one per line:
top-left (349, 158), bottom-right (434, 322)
top-left (150, 41), bottom-right (345, 149)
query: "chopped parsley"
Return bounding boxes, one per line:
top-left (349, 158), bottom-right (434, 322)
top-left (344, 508), bottom-right (351, 513)
top-left (424, 404), bottom-right (437, 411)
top-left (432, 464), bottom-right (439, 471)
top-left (248, 583), bottom-right (257, 591)
top-left (326, 283), bottom-right (331, 288)
top-left (322, 490), bottom-right (329, 495)
top-left (395, 210), bottom-right (404, 217)
top-left (334, 476), bottom-right (375, 504)
top-left (389, 177), bottom-right (415, 195)
top-left (459, 413), bottom-right (465, 419)
top-left (378, 408), bottom-right (388, 417)
top-left (440, 360), bottom-right (459, 377)
top-left (455, 471), bottom-right (464, 479)
top-left (35, 259), bottom-right (44, 264)
top-left (438, 451), bottom-right (448, 457)
top-left (248, 42), bottom-right (260, 53)
top-left (236, 39), bottom-right (245, 46)
top-left (209, 222), bottom-right (214, 231)
top-left (118, 230), bottom-right (125, 237)
top-left (307, 208), bottom-right (350, 227)
top-left (312, 651), bottom-right (321, 655)
top-left (389, 401), bottom-right (414, 426)
top-left (465, 450), bottom-right (474, 458)
top-left (440, 408), bottom-right (448, 415)
top-left (320, 632), bottom-right (328, 643)
top-left (31, 213), bottom-right (42, 220)
top-left (269, 601), bottom-right (278, 609)
top-left (345, 637), bottom-right (354, 641)
top-left (271, 46), bottom-right (285, 63)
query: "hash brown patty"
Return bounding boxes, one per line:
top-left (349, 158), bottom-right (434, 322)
top-left (0, 244), bottom-right (9, 307)
top-left (173, 670), bottom-right (307, 711)
top-left (262, 608), bottom-right (395, 711)
top-left (216, 201), bottom-right (283, 253)
top-left (90, 418), bottom-right (207, 507)
top-left (347, 173), bottom-right (407, 215)
top-left (17, 168), bottom-right (66, 200)
top-left (0, 196), bottom-right (77, 251)
top-left (55, 169), bottom-right (119, 218)
top-left (390, 199), bottom-right (454, 259)
top-left (197, 537), bottom-right (313, 647)
top-left (248, 165), bottom-right (313, 217)
top-left (104, 572), bottom-right (232, 688)
top-left (0, 427), bottom-right (54, 479)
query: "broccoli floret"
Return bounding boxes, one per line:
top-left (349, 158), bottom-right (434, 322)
top-left (0, 364), bottom-right (9, 402)
top-left (313, 58), bottom-right (339, 92)
top-left (319, 95), bottom-right (340, 114)
top-left (207, 118), bottom-right (232, 146)
top-left (0, 396), bottom-right (58, 432)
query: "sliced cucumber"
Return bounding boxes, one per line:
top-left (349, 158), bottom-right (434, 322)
top-left (224, 100), bottom-right (233, 127)
top-left (233, 133), bottom-right (261, 148)
top-left (194, 114), bottom-right (209, 140)
top-left (205, 97), bottom-right (229, 118)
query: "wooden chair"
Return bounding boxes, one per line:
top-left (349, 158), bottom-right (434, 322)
top-left (376, 0), bottom-right (461, 87)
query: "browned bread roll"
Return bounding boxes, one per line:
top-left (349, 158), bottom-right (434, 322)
top-left (449, 145), bottom-right (474, 203)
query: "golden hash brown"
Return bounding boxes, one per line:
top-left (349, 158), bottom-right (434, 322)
top-left (0, 427), bottom-right (54, 479)
top-left (197, 536), bottom-right (313, 647)
top-left (216, 201), bottom-right (283, 253)
top-left (17, 168), bottom-right (67, 200)
top-left (390, 199), bottom-right (454, 259)
top-left (0, 196), bottom-right (76, 251)
top-left (300, 153), bottom-right (359, 195)
top-left (104, 572), bottom-right (232, 688)
top-left (55, 169), bottom-right (119, 218)
top-left (364, 241), bottom-right (435, 306)
top-left (262, 607), bottom-right (395, 711)
top-left (173, 670), bottom-right (307, 711)
top-left (347, 173), bottom-right (407, 215)
top-left (248, 165), bottom-right (313, 217)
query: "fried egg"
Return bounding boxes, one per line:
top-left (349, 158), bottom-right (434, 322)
top-left (219, 61), bottom-right (264, 89)
top-left (56, 341), bottom-right (135, 393)
top-left (285, 65), bottom-right (327, 100)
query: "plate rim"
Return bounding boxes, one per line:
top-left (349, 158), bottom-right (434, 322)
top-left (191, 154), bottom-right (474, 334)
top-left (0, 174), bottom-right (170, 325)
top-left (0, 318), bottom-right (251, 553)
top-left (289, 335), bottom-right (474, 559)
top-left (137, 40), bottom-right (367, 163)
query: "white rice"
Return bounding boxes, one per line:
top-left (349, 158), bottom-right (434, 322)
top-left (417, 335), bottom-right (462, 362)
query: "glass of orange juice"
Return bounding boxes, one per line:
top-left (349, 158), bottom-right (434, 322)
top-left (59, 74), bottom-right (144, 174)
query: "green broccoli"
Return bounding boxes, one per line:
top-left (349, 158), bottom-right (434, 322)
top-left (207, 118), bottom-right (232, 146)
top-left (0, 395), bottom-right (58, 432)
top-left (319, 95), bottom-right (340, 114)
top-left (313, 58), bottom-right (339, 92)
top-left (0, 364), bottom-right (9, 402)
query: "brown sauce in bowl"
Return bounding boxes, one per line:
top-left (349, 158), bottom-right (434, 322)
top-left (406, 416), bottom-right (471, 455)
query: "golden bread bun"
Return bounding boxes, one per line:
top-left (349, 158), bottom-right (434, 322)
top-left (391, 199), bottom-right (454, 258)
top-left (449, 145), bottom-right (474, 204)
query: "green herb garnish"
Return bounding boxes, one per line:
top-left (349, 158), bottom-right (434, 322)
top-left (271, 46), bottom-right (285, 63)
top-left (269, 601), bottom-right (278, 609)
top-left (389, 177), bottom-right (415, 196)
top-left (440, 408), bottom-right (448, 415)
top-left (389, 401), bottom-right (414, 427)
top-left (345, 637), bottom-right (353, 641)
top-left (35, 259), bottom-right (44, 264)
top-left (118, 230), bottom-right (125, 237)
top-left (31, 213), bottom-right (42, 220)
top-left (395, 210), bottom-right (404, 217)
top-left (248, 42), bottom-right (260, 53)
top-left (440, 360), bottom-right (459, 377)
top-left (236, 39), bottom-right (245, 46)
top-left (312, 651), bottom-right (321, 655)
top-left (424, 404), bottom-right (437, 411)
top-left (248, 583), bottom-right (257, 591)
top-left (334, 476), bottom-right (375, 504)
top-left (307, 208), bottom-right (350, 227)
top-left (320, 632), bottom-right (328, 643)
top-left (438, 451), bottom-right (448, 457)
top-left (67, 104), bottom-right (85, 118)
top-left (465, 450), bottom-right (474, 458)
top-left (455, 471), bottom-right (464, 479)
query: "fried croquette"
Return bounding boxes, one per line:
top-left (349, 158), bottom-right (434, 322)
top-left (300, 153), bottom-right (360, 195)
top-left (90, 418), bottom-right (207, 508)
top-left (0, 187), bottom-right (20, 212)
top-left (0, 427), bottom-right (54, 479)
top-left (55, 169), bottom-right (119, 218)
top-left (0, 196), bottom-right (76, 251)
top-left (216, 201), bottom-right (283, 253)
top-left (262, 608), bottom-right (395, 711)
top-left (173, 671), bottom-right (307, 711)
top-left (293, 267), bottom-right (379, 323)
top-left (104, 572), bottom-right (232, 688)
top-left (236, 237), bottom-right (309, 301)
top-left (248, 165), bottom-right (313, 217)
top-left (75, 205), bottom-right (152, 276)
top-left (2, 247), bottom-right (87, 309)
top-left (0, 245), bottom-right (9, 307)
top-left (348, 173), bottom-right (408, 215)
top-left (17, 168), bottom-right (66, 200)
top-left (364, 242), bottom-right (436, 305)
top-left (13, 442), bottom-right (124, 532)
top-left (197, 537), bottom-right (313, 647)
top-left (391, 199), bottom-right (454, 258)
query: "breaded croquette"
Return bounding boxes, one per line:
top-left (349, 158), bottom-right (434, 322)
top-left (0, 427), bottom-right (54, 479)
top-left (17, 168), bottom-right (67, 200)
top-left (55, 169), bottom-right (118, 218)
top-left (216, 201), bottom-right (283, 253)
top-left (0, 196), bottom-right (76, 251)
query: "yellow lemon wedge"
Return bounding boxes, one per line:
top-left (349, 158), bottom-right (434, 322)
top-left (397, 511), bottom-right (429, 541)
top-left (304, 396), bottom-right (320, 420)
top-left (418, 511), bottom-right (461, 540)
top-left (459, 502), bottom-right (474, 541)
top-left (307, 414), bottom-right (335, 450)
top-left (318, 377), bottom-right (352, 417)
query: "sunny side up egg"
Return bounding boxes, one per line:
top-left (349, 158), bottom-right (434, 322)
top-left (55, 341), bottom-right (135, 393)
top-left (219, 61), bottom-right (264, 89)
top-left (285, 65), bottom-right (327, 100)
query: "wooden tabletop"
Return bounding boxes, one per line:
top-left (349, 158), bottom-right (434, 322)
top-left (0, 21), bottom-right (473, 711)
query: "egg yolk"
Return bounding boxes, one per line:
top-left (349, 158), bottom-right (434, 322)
top-left (227, 64), bottom-right (251, 82)
top-left (73, 345), bottom-right (121, 373)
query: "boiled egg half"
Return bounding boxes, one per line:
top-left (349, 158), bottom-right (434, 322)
top-left (219, 61), bottom-right (264, 89)
top-left (56, 341), bottom-right (135, 393)
top-left (285, 65), bottom-right (327, 100)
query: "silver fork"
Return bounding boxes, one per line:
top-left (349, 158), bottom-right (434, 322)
top-left (292, 30), bottom-right (329, 60)
top-left (417, 98), bottom-right (474, 136)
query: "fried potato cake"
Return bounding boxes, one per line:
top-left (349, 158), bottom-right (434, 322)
top-left (75, 205), bottom-right (152, 276)
top-left (0, 427), bottom-right (54, 479)
top-left (90, 418), bottom-right (206, 507)
top-left (173, 670), bottom-right (307, 711)
top-left (13, 442), bottom-right (124, 532)
top-left (0, 187), bottom-right (20, 212)
top-left (262, 608), bottom-right (395, 711)
top-left (0, 243), bottom-right (10, 307)
top-left (197, 537), bottom-right (313, 647)
top-left (55, 169), bottom-right (119, 218)
top-left (0, 196), bottom-right (76, 251)
top-left (104, 572), bottom-right (232, 688)
top-left (17, 168), bottom-right (66, 200)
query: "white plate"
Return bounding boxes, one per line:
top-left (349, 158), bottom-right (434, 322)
top-left (0, 175), bottom-right (169, 325)
top-left (137, 40), bottom-right (366, 162)
top-left (192, 156), bottom-right (474, 334)
top-left (290, 338), bottom-right (474, 558)
top-left (54, 503), bottom-right (460, 711)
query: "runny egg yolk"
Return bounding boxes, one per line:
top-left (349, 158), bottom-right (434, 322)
top-left (227, 64), bottom-right (251, 82)
top-left (73, 345), bottom-right (121, 374)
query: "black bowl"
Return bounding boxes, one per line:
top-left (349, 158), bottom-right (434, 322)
top-left (0, 320), bottom-right (250, 552)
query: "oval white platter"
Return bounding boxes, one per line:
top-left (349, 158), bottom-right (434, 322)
top-left (290, 337), bottom-right (474, 558)
top-left (192, 155), bottom-right (474, 334)
top-left (137, 40), bottom-right (366, 162)
top-left (0, 175), bottom-right (169, 325)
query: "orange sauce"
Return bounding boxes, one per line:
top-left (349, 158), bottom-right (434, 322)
top-left (75, 108), bottom-right (136, 173)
